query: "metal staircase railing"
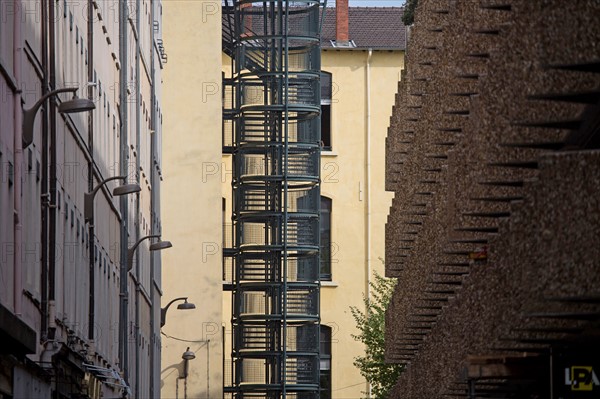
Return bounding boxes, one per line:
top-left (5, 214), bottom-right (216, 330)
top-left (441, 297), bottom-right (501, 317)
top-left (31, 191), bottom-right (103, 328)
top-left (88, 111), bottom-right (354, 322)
top-left (222, 1), bottom-right (325, 397)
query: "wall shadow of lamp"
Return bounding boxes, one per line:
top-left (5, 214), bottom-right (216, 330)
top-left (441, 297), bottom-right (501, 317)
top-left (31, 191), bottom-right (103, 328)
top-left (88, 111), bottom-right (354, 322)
top-left (180, 347), bottom-right (196, 379)
top-left (84, 176), bottom-right (141, 224)
top-left (23, 87), bottom-right (95, 148)
top-left (160, 297), bottom-right (196, 328)
top-left (127, 235), bottom-right (173, 271)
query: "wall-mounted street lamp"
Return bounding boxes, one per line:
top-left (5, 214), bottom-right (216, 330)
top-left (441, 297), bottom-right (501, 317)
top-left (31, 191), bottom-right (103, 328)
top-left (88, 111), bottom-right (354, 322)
top-left (182, 348), bottom-right (196, 361)
top-left (127, 234), bottom-right (172, 271)
top-left (181, 347), bottom-right (196, 379)
top-left (84, 176), bottom-right (141, 223)
top-left (119, 235), bottom-right (172, 393)
top-left (85, 175), bottom-right (140, 343)
top-left (23, 87), bottom-right (95, 148)
top-left (160, 297), bottom-right (196, 327)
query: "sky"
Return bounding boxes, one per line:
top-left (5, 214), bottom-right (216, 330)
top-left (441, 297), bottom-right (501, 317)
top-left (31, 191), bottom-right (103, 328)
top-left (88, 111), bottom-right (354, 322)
top-left (327, 0), bottom-right (406, 6)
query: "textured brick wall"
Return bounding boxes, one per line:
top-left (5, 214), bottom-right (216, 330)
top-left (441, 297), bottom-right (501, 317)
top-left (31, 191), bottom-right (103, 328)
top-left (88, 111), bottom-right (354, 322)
top-left (385, 0), bottom-right (600, 397)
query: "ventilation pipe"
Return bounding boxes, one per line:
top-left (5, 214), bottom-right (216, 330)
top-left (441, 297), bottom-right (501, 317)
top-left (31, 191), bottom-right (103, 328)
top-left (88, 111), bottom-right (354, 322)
top-left (365, 47), bottom-right (373, 399)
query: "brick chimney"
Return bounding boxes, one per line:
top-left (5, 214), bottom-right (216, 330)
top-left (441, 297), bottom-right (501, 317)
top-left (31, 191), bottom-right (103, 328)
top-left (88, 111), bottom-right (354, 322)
top-left (240, 1), bottom-right (253, 37)
top-left (336, 0), bottom-right (349, 43)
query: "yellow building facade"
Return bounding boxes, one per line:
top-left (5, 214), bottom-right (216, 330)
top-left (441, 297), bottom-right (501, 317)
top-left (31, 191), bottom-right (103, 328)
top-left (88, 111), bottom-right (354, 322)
top-left (161, 1), bottom-right (223, 398)
top-left (161, 3), bottom-right (404, 398)
top-left (319, 48), bottom-right (403, 398)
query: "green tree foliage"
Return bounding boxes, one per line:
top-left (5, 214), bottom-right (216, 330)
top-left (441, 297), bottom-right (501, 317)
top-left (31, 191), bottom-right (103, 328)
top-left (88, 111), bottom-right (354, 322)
top-left (350, 271), bottom-right (403, 399)
top-left (402, 0), bottom-right (419, 26)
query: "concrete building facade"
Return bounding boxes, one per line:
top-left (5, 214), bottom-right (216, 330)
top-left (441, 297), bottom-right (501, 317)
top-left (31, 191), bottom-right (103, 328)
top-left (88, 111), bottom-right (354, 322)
top-left (384, 0), bottom-right (600, 398)
top-left (0, 0), bottom-right (166, 397)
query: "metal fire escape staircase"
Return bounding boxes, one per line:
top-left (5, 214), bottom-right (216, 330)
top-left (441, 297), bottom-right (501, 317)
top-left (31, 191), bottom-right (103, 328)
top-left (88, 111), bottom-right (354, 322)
top-left (222, 1), bottom-right (325, 397)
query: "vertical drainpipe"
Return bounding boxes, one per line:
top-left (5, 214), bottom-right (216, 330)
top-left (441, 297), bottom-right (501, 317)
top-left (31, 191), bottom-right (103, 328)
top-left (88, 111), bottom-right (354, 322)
top-left (48, 0), bottom-right (58, 344)
top-left (365, 47), bottom-right (373, 399)
top-left (134, 0), bottom-right (142, 393)
top-left (118, 0), bottom-right (130, 388)
top-left (87, 0), bottom-right (96, 344)
top-left (13, 0), bottom-right (23, 317)
top-left (148, 0), bottom-right (158, 396)
top-left (39, 0), bottom-right (49, 341)
top-left (40, 0), bottom-right (49, 338)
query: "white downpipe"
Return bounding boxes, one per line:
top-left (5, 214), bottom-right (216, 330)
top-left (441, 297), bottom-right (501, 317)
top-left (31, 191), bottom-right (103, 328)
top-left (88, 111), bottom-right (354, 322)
top-left (13, 0), bottom-right (23, 316)
top-left (365, 47), bottom-right (373, 399)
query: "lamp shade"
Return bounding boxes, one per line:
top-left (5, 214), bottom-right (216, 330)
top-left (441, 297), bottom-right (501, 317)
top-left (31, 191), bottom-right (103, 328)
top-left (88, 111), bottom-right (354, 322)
top-left (58, 97), bottom-right (95, 113)
top-left (182, 350), bottom-right (195, 361)
top-left (177, 301), bottom-right (196, 310)
top-left (149, 241), bottom-right (172, 251)
top-left (113, 183), bottom-right (141, 196)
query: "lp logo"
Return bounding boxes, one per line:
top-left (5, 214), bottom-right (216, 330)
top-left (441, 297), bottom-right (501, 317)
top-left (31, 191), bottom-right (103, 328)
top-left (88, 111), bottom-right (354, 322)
top-left (565, 366), bottom-right (600, 391)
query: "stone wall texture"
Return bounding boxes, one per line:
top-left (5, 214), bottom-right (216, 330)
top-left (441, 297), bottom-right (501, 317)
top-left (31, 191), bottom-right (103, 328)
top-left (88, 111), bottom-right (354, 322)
top-left (385, 0), bottom-right (600, 397)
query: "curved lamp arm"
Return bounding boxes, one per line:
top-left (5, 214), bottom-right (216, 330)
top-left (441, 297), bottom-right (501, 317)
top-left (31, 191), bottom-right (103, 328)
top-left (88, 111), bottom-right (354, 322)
top-left (84, 176), bottom-right (127, 222)
top-left (160, 297), bottom-right (188, 327)
top-left (127, 234), bottom-right (161, 271)
top-left (23, 87), bottom-right (78, 148)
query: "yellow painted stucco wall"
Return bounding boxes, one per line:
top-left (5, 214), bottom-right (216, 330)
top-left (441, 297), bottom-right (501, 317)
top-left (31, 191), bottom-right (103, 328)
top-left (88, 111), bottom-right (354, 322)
top-left (221, 49), bottom-right (404, 398)
top-left (161, 1), bottom-right (223, 398)
top-left (320, 49), bottom-right (403, 399)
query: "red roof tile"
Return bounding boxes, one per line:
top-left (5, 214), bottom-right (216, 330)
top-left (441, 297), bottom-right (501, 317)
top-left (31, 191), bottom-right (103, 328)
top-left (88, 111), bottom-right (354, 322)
top-left (321, 7), bottom-right (406, 49)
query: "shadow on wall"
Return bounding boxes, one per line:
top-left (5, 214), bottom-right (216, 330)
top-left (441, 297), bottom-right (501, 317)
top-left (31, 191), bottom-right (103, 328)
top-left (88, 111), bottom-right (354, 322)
top-left (160, 342), bottom-right (210, 395)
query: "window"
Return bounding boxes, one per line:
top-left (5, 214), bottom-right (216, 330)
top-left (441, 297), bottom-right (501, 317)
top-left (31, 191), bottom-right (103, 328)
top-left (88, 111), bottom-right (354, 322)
top-left (321, 105), bottom-right (331, 150)
top-left (295, 324), bottom-right (328, 399)
top-left (320, 196), bottom-right (331, 281)
top-left (222, 197), bottom-right (226, 243)
top-left (320, 71), bottom-right (332, 151)
top-left (320, 326), bottom-right (332, 399)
